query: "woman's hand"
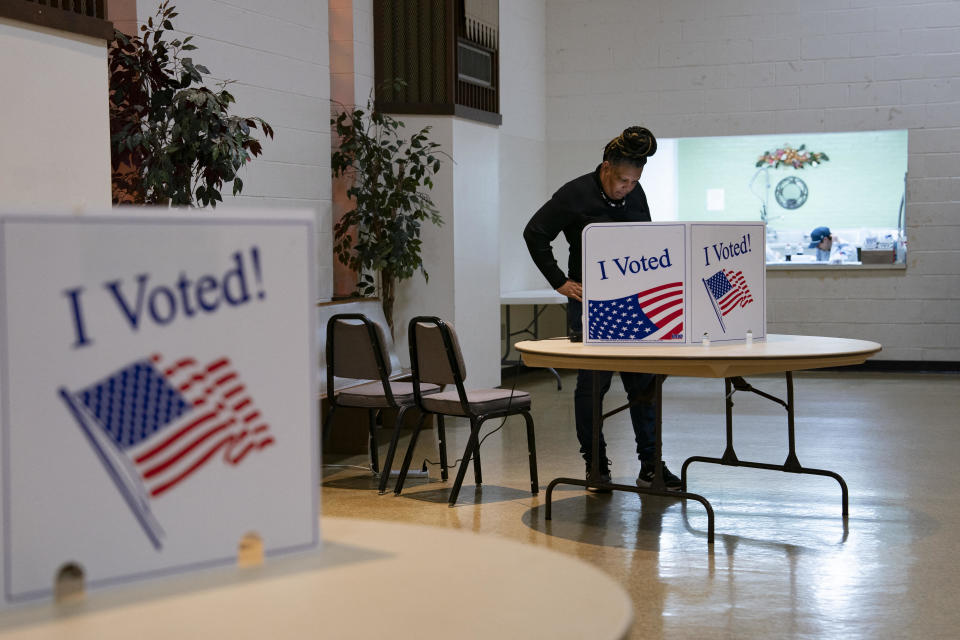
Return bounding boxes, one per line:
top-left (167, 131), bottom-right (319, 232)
top-left (556, 280), bottom-right (582, 302)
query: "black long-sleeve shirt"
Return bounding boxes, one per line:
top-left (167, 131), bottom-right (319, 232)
top-left (523, 166), bottom-right (651, 290)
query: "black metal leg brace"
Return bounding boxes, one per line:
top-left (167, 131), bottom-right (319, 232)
top-left (680, 372), bottom-right (849, 517)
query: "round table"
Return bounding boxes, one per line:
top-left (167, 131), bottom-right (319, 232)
top-left (515, 334), bottom-right (882, 544)
top-left (0, 517), bottom-right (633, 640)
top-left (514, 334), bottom-right (882, 378)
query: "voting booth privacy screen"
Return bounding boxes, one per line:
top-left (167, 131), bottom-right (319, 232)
top-left (0, 210), bottom-right (318, 606)
top-left (582, 222), bottom-right (765, 345)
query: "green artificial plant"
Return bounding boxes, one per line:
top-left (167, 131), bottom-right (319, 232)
top-left (330, 83), bottom-right (445, 334)
top-left (109, 1), bottom-right (274, 207)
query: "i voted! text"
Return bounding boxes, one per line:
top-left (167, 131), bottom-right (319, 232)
top-left (63, 247), bottom-right (265, 348)
top-left (702, 233), bottom-right (753, 267)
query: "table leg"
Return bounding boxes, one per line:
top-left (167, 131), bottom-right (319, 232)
top-left (680, 371), bottom-right (849, 518)
top-left (501, 305), bottom-right (512, 364)
top-left (591, 370), bottom-right (602, 482)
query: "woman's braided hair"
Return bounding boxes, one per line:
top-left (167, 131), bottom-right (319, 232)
top-left (603, 126), bottom-right (658, 167)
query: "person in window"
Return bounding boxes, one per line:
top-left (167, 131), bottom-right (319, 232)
top-left (522, 126), bottom-right (682, 492)
top-left (809, 226), bottom-right (833, 261)
top-left (810, 226), bottom-right (852, 263)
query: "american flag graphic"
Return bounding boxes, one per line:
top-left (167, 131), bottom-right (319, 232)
top-left (587, 281), bottom-right (684, 341)
top-left (58, 354), bottom-right (275, 548)
top-left (704, 269), bottom-right (754, 315)
top-left (703, 269), bottom-right (754, 332)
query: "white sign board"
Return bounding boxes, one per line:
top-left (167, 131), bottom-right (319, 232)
top-left (689, 222), bottom-right (766, 344)
top-left (0, 210), bottom-right (318, 606)
top-left (582, 222), bottom-right (688, 343)
top-left (582, 221), bottom-right (765, 345)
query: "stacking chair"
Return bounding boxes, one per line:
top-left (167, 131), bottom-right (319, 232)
top-left (323, 313), bottom-right (440, 494)
top-left (395, 316), bottom-right (538, 506)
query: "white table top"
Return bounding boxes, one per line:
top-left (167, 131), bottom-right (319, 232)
top-left (500, 288), bottom-right (568, 305)
top-left (0, 517), bottom-right (632, 640)
top-left (515, 334), bottom-right (882, 378)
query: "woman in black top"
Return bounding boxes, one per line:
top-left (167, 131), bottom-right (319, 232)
top-left (522, 126), bottom-right (682, 491)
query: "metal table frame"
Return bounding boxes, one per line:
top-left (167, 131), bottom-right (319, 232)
top-left (680, 373), bottom-right (849, 518)
top-left (517, 335), bottom-right (881, 546)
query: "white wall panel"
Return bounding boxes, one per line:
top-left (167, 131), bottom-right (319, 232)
top-left (453, 120), bottom-right (502, 387)
top-left (392, 118), bottom-right (456, 369)
top-left (499, 0), bottom-right (549, 299)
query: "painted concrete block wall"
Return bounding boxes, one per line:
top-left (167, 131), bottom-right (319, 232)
top-left (144, 1), bottom-right (334, 300)
top-left (538, 0), bottom-right (960, 361)
top-left (0, 19), bottom-right (111, 211)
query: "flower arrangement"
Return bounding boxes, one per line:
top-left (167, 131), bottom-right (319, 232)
top-left (755, 143), bottom-right (829, 169)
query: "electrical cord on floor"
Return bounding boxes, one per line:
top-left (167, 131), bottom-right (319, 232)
top-left (419, 354), bottom-right (524, 472)
top-left (322, 463), bottom-right (376, 472)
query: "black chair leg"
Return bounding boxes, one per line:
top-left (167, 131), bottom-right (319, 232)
top-left (322, 405), bottom-right (337, 450)
top-left (395, 413), bottom-right (429, 495)
top-left (437, 415), bottom-right (449, 481)
top-left (523, 410), bottom-right (539, 495)
top-left (449, 417), bottom-right (481, 506)
top-left (367, 408), bottom-right (379, 474)
top-left (472, 418), bottom-right (483, 486)
top-left (378, 405), bottom-right (411, 495)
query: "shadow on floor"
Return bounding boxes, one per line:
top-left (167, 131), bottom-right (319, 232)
top-left (396, 484), bottom-right (538, 505)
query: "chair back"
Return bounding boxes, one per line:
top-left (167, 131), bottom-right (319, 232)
top-left (318, 299), bottom-right (402, 397)
top-left (409, 317), bottom-right (467, 387)
top-left (326, 313), bottom-right (393, 400)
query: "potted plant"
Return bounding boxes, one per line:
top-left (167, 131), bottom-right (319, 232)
top-left (109, 1), bottom-right (274, 207)
top-left (330, 82), bottom-right (446, 335)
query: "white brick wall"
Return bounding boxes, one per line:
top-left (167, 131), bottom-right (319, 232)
top-left (533, 0), bottom-right (960, 362)
top-left (141, 0), bottom-right (333, 301)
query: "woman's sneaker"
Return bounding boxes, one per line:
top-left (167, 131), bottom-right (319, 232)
top-left (585, 458), bottom-right (612, 492)
top-left (636, 462), bottom-right (682, 491)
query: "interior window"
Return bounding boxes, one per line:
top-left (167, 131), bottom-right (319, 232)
top-left (643, 130), bottom-right (908, 265)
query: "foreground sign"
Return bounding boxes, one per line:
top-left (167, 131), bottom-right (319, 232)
top-left (0, 210), bottom-right (318, 605)
top-left (582, 221), bottom-right (765, 345)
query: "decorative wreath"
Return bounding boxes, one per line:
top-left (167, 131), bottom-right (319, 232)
top-left (775, 176), bottom-right (808, 209)
top-left (755, 144), bottom-right (829, 169)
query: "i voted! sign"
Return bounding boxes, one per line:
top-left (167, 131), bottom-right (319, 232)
top-left (689, 223), bottom-right (766, 344)
top-left (0, 210), bottom-right (318, 606)
top-left (582, 221), bottom-right (765, 345)
top-left (582, 223), bottom-right (687, 343)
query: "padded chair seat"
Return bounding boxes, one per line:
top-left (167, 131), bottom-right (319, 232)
top-left (337, 381), bottom-right (441, 408)
top-left (421, 388), bottom-right (530, 416)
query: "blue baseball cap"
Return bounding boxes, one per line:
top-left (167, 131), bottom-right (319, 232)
top-left (809, 226), bottom-right (831, 248)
